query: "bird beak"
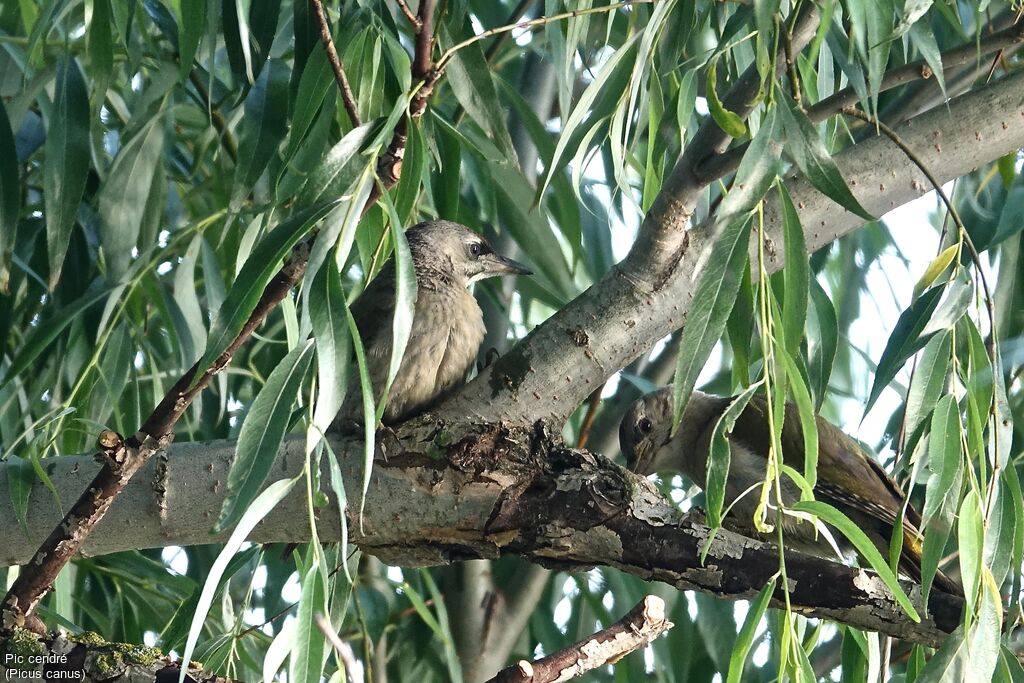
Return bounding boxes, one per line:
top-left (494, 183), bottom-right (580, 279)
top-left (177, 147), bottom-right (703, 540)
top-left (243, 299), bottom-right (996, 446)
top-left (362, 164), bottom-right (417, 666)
top-left (485, 253), bottom-right (532, 276)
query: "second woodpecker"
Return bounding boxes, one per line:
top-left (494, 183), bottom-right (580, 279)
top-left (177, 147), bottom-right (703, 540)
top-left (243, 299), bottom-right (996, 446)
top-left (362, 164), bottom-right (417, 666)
top-left (620, 387), bottom-right (962, 595)
top-left (334, 220), bottom-right (531, 429)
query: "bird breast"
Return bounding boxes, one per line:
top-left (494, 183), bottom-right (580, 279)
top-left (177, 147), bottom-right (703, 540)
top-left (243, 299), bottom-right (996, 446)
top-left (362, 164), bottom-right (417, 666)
top-left (382, 285), bottom-right (485, 421)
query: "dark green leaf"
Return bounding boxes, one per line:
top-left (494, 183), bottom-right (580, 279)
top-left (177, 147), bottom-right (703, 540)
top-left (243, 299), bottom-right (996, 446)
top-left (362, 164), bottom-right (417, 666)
top-left (792, 500), bottom-right (920, 621)
top-left (779, 183), bottom-right (808, 356)
top-left (43, 56), bottom-right (90, 290)
top-left (779, 94), bottom-right (873, 220)
top-left (706, 57), bottom-right (746, 138)
top-left (289, 564), bottom-right (328, 683)
top-left (231, 59), bottom-right (291, 209)
top-left (0, 96), bottom-right (19, 291)
top-left (706, 385), bottom-right (759, 528)
top-left (214, 340), bottom-right (314, 533)
top-left (726, 578), bottom-right (776, 683)
top-left (864, 284), bottom-right (944, 416)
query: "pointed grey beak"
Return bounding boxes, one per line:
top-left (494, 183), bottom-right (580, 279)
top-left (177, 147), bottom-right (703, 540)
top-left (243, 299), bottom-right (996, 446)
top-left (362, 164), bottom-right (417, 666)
top-left (487, 253), bottom-right (532, 276)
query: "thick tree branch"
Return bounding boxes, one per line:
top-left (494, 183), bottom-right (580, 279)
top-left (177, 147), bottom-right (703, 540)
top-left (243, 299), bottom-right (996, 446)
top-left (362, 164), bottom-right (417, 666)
top-left (486, 596), bottom-right (672, 683)
top-left (0, 432), bottom-right (965, 646)
top-left (438, 68), bottom-right (1024, 427)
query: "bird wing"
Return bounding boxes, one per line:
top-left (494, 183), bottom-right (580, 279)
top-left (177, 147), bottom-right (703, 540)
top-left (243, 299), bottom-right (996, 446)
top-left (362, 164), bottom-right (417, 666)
top-left (727, 397), bottom-right (918, 530)
top-left (349, 263), bottom-right (397, 359)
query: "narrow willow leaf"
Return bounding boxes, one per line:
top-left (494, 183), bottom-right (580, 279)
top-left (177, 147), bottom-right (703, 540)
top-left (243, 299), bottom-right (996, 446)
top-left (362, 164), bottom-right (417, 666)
top-left (214, 340), bottom-right (314, 533)
top-left (726, 578), bottom-right (776, 683)
top-left (537, 33), bottom-right (640, 199)
top-left (231, 59), bottom-right (290, 208)
top-left (282, 47), bottom-right (335, 166)
top-left (920, 275), bottom-right (972, 337)
top-left (179, 478), bottom-right (297, 683)
top-left (289, 566), bottom-right (328, 683)
top-left (904, 331), bottom-right (950, 456)
top-left (915, 630), bottom-right (967, 682)
top-left (983, 477), bottom-right (1016, 589)
top-left (297, 122), bottom-right (375, 207)
top-left (673, 108), bottom-right (782, 430)
top-left (6, 454), bottom-right (34, 537)
top-left (177, 0), bottom-right (205, 78)
top-left (99, 115), bottom-right (165, 280)
top-left (672, 216), bottom-right (752, 432)
top-left (920, 393), bottom-right (961, 600)
top-left (44, 56), bottom-right (90, 290)
top-left (263, 619), bottom-right (296, 683)
top-left (864, 284), bottom-right (944, 416)
top-left (706, 385), bottom-right (759, 528)
top-left (325, 444), bottom-right (351, 582)
top-left (378, 191), bottom-right (417, 407)
top-left (913, 246), bottom-right (957, 300)
top-left (922, 395), bottom-right (961, 523)
top-left (0, 96), bottom-right (19, 291)
top-left (958, 489), bottom-right (983, 612)
top-left (196, 200), bottom-right (339, 381)
top-left (776, 348), bottom-right (819, 489)
top-left (345, 304), bottom-right (375, 521)
top-left (419, 571), bottom-right (464, 683)
top-left (865, 0), bottom-right (894, 107)
top-left (779, 94), bottom-right (873, 220)
top-left (779, 183), bottom-right (808, 356)
top-left (964, 569), bottom-right (1002, 682)
top-left (807, 279), bottom-right (837, 408)
top-left (793, 500), bottom-right (920, 621)
top-left (310, 262), bottom-right (351, 437)
top-left (706, 57), bottom-right (746, 138)
top-left (442, 25), bottom-right (515, 159)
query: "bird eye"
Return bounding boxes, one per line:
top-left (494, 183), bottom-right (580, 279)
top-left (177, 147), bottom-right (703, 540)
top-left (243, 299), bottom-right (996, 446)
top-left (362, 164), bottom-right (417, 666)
top-left (638, 417), bottom-right (653, 434)
top-left (470, 242), bottom-right (482, 257)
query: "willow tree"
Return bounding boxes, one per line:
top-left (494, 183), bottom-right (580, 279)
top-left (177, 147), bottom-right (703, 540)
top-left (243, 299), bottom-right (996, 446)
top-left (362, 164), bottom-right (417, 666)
top-left (0, 0), bottom-right (1022, 681)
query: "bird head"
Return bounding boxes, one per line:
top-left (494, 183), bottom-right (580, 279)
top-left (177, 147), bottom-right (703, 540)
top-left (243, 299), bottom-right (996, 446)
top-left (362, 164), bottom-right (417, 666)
top-left (619, 387), bottom-right (676, 475)
top-left (406, 220), bottom-right (532, 288)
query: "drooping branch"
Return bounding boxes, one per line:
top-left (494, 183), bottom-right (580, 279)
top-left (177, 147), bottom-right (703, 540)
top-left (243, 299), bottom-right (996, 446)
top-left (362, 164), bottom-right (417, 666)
top-left (485, 596), bottom-right (673, 683)
top-left (438, 67), bottom-right (1024, 428)
top-left (0, 431), bottom-right (965, 646)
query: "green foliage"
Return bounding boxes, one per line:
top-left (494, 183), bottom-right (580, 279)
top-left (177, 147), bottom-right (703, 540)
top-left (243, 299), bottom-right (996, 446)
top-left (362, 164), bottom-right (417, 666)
top-left (0, 0), bottom-right (1022, 681)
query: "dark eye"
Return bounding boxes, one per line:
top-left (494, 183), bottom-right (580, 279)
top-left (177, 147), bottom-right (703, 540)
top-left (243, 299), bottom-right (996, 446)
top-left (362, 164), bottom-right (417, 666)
top-left (638, 417), bottom-right (653, 434)
top-left (469, 242), bottom-right (482, 257)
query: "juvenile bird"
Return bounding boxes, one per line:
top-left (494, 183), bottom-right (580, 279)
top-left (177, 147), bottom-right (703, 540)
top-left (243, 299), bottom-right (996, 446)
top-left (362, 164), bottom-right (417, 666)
top-left (620, 387), bottom-right (962, 595)
top-left (335, 220), bottom-right (531, 428)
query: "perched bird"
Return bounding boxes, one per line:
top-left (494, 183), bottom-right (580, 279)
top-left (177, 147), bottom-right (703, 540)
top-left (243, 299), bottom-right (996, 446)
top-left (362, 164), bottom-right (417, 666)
top-left (334, 220), bottom-right (531, 428)
top-left (620, 387), bottom-right (962, 595)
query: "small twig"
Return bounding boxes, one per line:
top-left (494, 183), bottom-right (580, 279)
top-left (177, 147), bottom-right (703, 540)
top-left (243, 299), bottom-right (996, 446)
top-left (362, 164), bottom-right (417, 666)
top-left (575, 384), bottom-right (605, 449)
top-left (316, 613), bottom-right (362, 683)
top-left (779, 15), bottom-right (801, 107)
top-left (435, 0), bottom-right (658, 73)
top-left (363, 0), bottom-right (437, 213)
top-left (311, 0), bottom-right (362, 127)
top-left (395, 0), bottom-right (420, 27)
top-left (485, 596), bottom-right (672, 683)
